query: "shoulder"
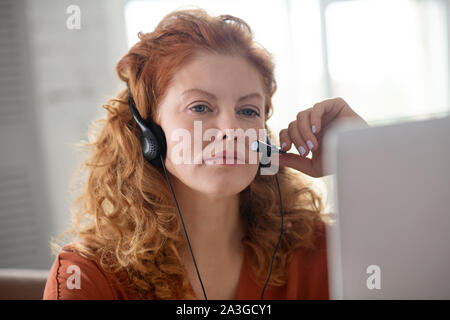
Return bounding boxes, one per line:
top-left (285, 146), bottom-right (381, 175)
top-left (286, 220), bottom-right (329, 299)
top-left (290, 220), bottom-right (328, 266)
top-left (43, 243), bottom-right (132, 300)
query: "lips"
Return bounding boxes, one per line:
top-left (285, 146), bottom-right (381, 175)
top-left (207, 151), bottom-right (245, 163)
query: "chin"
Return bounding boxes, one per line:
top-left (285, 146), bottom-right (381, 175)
top-left (197, 182), bottom-right (248, 198)
top-left (198, 167), bottom-right (256, 194)
top-left (168, 162), bottom-right (258, 195)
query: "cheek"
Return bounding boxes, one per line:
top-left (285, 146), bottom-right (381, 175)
top-left (164, 125), bottom-right (196, 164)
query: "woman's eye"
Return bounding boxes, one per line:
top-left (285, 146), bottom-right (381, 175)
top-left (188, 105), bottom-right (259, 117)
top-left (239, 108), bottom-right (260, 117)
top-left (189, 104), bottom-right (211, 113)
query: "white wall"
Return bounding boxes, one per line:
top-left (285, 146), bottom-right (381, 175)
top-left (28, 0), bottom-right (129, 268)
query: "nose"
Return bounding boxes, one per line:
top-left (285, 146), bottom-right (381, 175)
top-left (215, 110), bottom-right (242, 141)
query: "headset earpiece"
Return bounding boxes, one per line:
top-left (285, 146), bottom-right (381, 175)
top-left (127, 86), bottom-right (167, 167)
top-left (140, 121), bottom-right (167, 167)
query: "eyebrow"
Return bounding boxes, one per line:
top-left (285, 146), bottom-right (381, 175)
top-left (181, 88), bottom-right (263, 103)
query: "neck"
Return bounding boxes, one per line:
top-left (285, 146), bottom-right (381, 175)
top-left (168, 173), bottom-right (245, 262)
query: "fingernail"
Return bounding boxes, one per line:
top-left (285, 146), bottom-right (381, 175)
top-left (281, 142), bottom-right (287, 150)
top-left (307, 140), bottom-right (314, 150)
top-left (312, 125), bottom-right (316, 134)
top-left (298, 146), bottom-right (306, 157)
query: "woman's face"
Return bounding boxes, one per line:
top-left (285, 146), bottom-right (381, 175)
top-left (156, 52), bottom-right (266, 197)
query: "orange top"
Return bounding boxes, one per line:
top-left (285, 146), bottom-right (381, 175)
top-left (43, 223), bottom-right (329, 300)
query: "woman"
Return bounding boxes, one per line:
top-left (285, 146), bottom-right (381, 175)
top-left (43, 8), bottom-right (367, 300)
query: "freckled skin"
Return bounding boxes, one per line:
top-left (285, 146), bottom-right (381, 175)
top-left (157, 51), bottom-right (266, 196)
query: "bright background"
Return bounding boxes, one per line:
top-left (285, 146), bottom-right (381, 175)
top-left (124, 0), bottom-right (449, 133)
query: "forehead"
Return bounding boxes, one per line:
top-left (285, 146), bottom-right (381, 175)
top-left (168, 52), bottom-right (265, 98)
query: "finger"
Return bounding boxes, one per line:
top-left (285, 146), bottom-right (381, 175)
top-left (297, 111), bottom-right (319, 152)
top-left (279, 152), bottom-right (314, 175)
top-left (279, 128), bottom-right (292, 152)
top-left (288, 120), bottom-right (308, 157)
top-left (310, 97), bottom-right (345, 135)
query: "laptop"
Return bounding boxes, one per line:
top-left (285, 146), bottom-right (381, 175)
top-left (322, 114), bottom-right (450, 299)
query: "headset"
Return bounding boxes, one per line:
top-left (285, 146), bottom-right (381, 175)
top-left (127, 85), bottom-right (285, 300)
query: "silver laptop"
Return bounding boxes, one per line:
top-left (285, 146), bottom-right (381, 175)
top-left (322, 114), bottom-right (450, 299)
